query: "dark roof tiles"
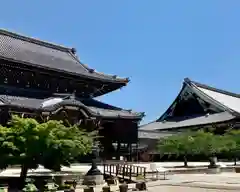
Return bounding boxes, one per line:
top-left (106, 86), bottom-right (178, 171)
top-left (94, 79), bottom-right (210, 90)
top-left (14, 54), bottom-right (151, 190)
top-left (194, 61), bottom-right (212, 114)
top-left (88, 106), bottom-right (142, 118)
top-left (0, 94), bottom-right (143, 119)
top-left (0, 29), bottom-right (128, 84)
top-left (138, 130), bottom-right (176, 139)
top-left (140, 112), bottom-right (235, 131)
top-left (140, 78), bottom-right (240, 133)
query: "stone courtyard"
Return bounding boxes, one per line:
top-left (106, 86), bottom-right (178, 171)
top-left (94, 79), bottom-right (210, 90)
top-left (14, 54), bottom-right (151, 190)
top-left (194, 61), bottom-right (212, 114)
top-left (2, 162), bottom-right (240, 191)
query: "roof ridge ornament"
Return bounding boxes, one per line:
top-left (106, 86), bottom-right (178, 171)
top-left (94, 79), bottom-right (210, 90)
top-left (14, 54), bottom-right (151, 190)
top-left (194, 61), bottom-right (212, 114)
top-left (71, 48), bottom-right (77, 54)
top-left (69, 92), bottom-right (76, 100)
top-left (89, 68), bottom-right (95, 73)
top-left (184, 78), bottom-right (191, 83)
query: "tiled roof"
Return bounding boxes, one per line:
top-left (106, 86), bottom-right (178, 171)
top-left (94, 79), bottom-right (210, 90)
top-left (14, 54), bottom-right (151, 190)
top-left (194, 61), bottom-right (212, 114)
top-left (0, 94), bottom-right (144, 119)
top-left (138, 130), bottom-right (175, 139)
top-left (0, 29), bottom-right (129, 84)
top-left (188, 79), bottom-right (240, 114)
top-left (140, 78), bottom-right (240, 132)
top-left (139, 112), bottom-right (235, 131)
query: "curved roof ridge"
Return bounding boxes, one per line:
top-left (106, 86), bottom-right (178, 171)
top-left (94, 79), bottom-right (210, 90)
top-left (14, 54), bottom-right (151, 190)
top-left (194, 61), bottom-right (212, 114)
top-left (77, 60), bottom-right (129, 82)
top-left (139, 120), bottom-right (158, 130)
top-left (0, 28), bottom-right (73, 53)
top-left (156, 77), bottom-right (237, 122)
top-left (186, 78), bottom-right (240, 115)
top-left (81, 98), bottom-right (145, 117)
top-left (185, 78), bottom-right (240, 98)
top-left (156, 82), bottom-right (187, 121)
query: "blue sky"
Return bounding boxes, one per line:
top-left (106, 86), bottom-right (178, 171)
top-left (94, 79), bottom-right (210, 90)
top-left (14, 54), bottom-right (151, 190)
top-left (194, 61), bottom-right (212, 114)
top-left (1, 0), bottom-right (240, 124)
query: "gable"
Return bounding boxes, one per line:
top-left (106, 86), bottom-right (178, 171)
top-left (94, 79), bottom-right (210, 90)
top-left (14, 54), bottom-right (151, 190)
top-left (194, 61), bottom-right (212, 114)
top-left (159, 83), bottom-right (224, 121)
top-left (140, 78), bottom-right (239, 132)
top-left (196, 86), bottom-right (240, 114)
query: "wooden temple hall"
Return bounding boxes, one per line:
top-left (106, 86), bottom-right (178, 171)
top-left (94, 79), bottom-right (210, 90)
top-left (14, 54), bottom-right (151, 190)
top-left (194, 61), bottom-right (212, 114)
top-left (0, 29), bottom-right (144, 161)
top-left (138, 78), bottom-right (240, 161)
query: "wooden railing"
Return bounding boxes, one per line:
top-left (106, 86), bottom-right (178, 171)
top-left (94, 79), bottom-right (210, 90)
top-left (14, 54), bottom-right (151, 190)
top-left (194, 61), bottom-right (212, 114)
top-left (103, 163), bottom-right (146, 181)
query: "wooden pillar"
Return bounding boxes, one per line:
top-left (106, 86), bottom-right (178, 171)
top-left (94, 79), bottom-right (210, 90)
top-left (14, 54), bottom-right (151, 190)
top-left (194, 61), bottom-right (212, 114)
top-left (117, 141), bottom-right (120, 160)
top-left (129, 143), bottom-right (132, 162)
top-left (136, 143), bottom-right (139, 163)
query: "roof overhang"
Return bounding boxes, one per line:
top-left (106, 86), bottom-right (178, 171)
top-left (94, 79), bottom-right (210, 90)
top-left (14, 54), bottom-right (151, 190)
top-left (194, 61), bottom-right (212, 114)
top-left (0, 29), bottom-right (130, 96)
top-left (0, 94), bottom-right (144, 120)
top-left (139, 112), bottom-right (235, 132)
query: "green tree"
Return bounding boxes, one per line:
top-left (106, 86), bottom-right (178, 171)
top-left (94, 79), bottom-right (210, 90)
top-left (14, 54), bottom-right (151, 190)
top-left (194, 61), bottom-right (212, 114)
top-left (0, 115), bottom-right (95, 188)
top-left (194, 131), bottom-right (235, 154)
top-left (224, 130), bottom-right (240, 165)
top-left (157, 132), bottom-right (198, 167)
top-left (157, 130), bottom-right (236, 167)
top-left (187, 130), bottom-right (236, 167)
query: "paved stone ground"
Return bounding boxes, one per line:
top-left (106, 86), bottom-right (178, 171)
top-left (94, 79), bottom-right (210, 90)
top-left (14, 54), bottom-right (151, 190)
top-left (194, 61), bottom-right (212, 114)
top-left (74, 173), bottom-right (240, 191)
top-left (143, 186), bottom-right (239, 192)
top-left (3, 162), bottom-right (240, 191)
top-left (75, 186), bottom-right (239, 192)
top-left (142, 173), bottom-right (240, 191)
top-left (1, 161), bottom-right (238, 177)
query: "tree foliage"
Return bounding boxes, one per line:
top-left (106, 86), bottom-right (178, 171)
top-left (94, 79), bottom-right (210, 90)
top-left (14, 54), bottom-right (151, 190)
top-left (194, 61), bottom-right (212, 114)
top-left (157, 131), bottom-right (196, 157)
top-left (192, 131), bottom-right (236, 157)
top-left (157, 129), bottom-right (236, 166)
top-left (0, 115), bottom-right (95, 187)
top-left (157, 131), bottom-right (198, 166)
top-left (224, 130), bottom-right (240, 159)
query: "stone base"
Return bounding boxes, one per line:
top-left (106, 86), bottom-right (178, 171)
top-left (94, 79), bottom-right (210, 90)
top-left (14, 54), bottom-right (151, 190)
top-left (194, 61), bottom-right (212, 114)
top-left (135, 182), bottom-right (147, 191)
top-left (235, 167), bottom-right (240, 173)
top-left (119, 183), bottom-right (128, 192)
top-left (207, 167), bottom-right (221, 174)
top-left (83, 187), bottom-right (94, 192)
top-left (82, 174), bottom-right (105, 186)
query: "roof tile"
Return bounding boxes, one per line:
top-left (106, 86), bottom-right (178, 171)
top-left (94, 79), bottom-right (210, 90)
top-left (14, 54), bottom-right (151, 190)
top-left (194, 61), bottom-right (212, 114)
top-left (140, 112), bottom-right (234, 131)
top-left (0, 94), bottom-right (143, 119)
top-left (0, 29), bottom-right (128, 83)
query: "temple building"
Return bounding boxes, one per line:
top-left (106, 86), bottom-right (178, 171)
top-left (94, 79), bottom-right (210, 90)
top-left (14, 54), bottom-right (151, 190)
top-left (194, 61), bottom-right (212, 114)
top-left (0, 29), bottom-right (144, 161)
top-left (138, 78), bottom-right (240, 161)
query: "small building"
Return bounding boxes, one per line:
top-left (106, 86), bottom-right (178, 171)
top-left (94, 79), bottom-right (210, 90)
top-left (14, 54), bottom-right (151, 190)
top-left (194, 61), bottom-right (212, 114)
top-left (138, 78), bottom-right (240, 161)
top-left (0, 29), bottom-right (144, 161)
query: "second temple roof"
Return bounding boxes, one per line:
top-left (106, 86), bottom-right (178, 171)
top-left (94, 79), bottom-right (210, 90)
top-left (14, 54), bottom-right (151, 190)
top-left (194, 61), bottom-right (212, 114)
top-left (139, 78), bottom-right (240, 139)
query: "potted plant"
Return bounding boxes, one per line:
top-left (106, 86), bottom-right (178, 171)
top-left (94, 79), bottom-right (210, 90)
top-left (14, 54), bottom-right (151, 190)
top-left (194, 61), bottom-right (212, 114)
top-left (106, 176), bottom-right (116, 185)
top-left (63, 180), bottom-right (76, 192)
top-left (102, 185), bottom-right (110, 192)
top-left (23, 179), bottom-right (38, 192)
top-left (119, 182), bottom-right (128, 192)
top-left (65, 180), bottom-right (77, 189)
top-left (64, 186), bottom-right (75, 192)
top-left (22, 183), bottom-right (38, 192)
top-left (44, 182), bottom-right (59, 192)
top-left (83, 186), bottom-right (94, 192)
top-left (58, 184), bottom-right (71, 192)
top-left (135, 175), bottom-right (146, 191)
